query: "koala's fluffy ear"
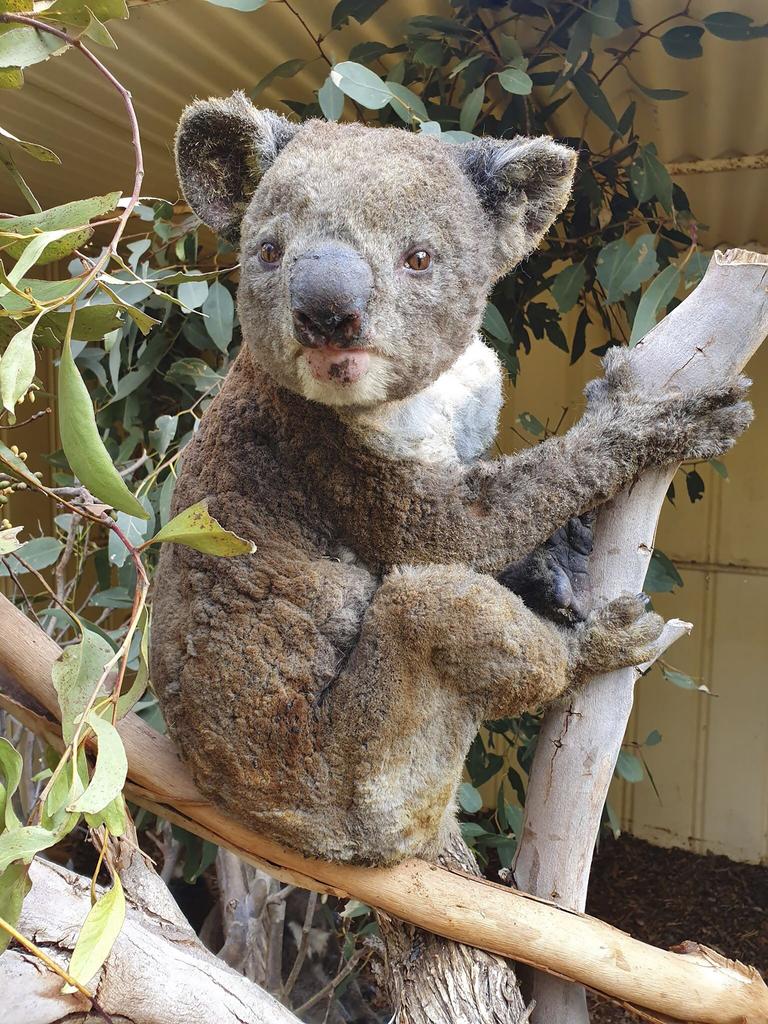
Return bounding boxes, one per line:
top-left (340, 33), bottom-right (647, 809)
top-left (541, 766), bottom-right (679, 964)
top-left (175, 92), bottom-right (300, 243)
top-left (452, 136), bottom-right (577, 273)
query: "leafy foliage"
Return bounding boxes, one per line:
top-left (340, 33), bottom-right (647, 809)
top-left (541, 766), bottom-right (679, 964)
top-left (0, 0), bottom-right (762, 1004)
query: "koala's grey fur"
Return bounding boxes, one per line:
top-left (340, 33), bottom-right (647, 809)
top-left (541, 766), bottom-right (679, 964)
top-left (151, 93), bottom-right (752, 866)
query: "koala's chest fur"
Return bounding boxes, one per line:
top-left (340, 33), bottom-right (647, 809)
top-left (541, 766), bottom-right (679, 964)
top-left (347, 336), bottom-right (503, 466)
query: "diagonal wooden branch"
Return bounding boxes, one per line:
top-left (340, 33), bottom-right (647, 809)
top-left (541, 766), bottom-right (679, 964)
top-left (512, 248), bottom-right (768, 1024)
top-left (1, 590), bottom-right (768, 1024)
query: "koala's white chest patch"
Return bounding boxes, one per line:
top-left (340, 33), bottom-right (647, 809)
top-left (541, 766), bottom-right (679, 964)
top-left (349, 336), bottom-right (504, 465)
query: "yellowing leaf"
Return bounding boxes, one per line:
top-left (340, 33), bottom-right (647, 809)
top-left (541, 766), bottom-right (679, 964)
top-left (0, 192), bottom-right (121, 264)
top-left (0, 124), bottom-right (59, 163)
top-left (58, 340), bottom-right (148, 518)
top-left (145, 499), bottom-right (256, 556)
top-left (69, 713), bottom-right (127, 815)
top-left (65, 871), bottom-right (125, 990)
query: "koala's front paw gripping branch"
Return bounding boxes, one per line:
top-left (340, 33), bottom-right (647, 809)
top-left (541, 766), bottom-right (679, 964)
top-left (513, 248), bottom-right (768, 1022)
top-left (1, 594), bottom-right (767, 1024)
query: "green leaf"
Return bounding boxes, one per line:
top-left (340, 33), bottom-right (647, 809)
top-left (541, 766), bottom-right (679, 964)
top-left (517, 412), bottom-right (544, 437)
top-left (644, 548), bottom-right (683, 593)
top-left (414, 40), bottom-right (443, 66)
top-left (645, 729), bottom-right (662, 746)
top-left (204, 0), bottom-right (267, 8)
top-left (97, 283), bottom-right (159, 336)
top-left (70, 713), bottom-right (127, 815)
top-left (331, 0), bottom-right (387, 29)
top-left (0, 862), bottom-right (31, 953)
top-left (145, 499), bottom-right (256, 556)
top-left (65, 871), bottom-right (125, 989)
top-left (459, 84), bottom-right (484, 133)
top-left (0, 26), bottom-right (68, 69)
top-left (177, 278), bottom-right (208, 312)
top-left (0, 123), bottom-right (59, 163)
top-left (630, 144), bottom-right (673, 212)
top-left (58, 340), bottom-right (148, 518)
top-left (588, 0), bottom-right (621, 38)
top-left (616, 749), bottom-right (644, 783)
top-left (596, 233), bottom-right (658, 303)
top-left (710, 459), bottom-right (728, 479)
top-left (629, 265), bottom-right (680, 346)
top-left (84, 793), bottom-right (127, 836)
top-left (386, 82), bottom-right (428, 124)
top-left (661, 25), bottom-right (705, 59)
top-left (149, 413), bottom-right (178, 456)
top-left (0, 314), bottom-right (39, 417)
top-left (498, 67), bottom-right (532, 95)
top-left (625, 69), bottom-right (687, 101)
top-left (407, 15), bottom-right (474, 38)
top-left (52, 629), bottom-right (114, 744)
top-left (0, 737), bottom-right (23, 830)
top-left (550, 262), bottom-right (586, 313)
top-left (318, 75), bottom-right (345, 122)
top-left (0, 192), bottom-right (120, 264)
top-left (662, 667), bottom-right (710, 693)
top-left (202, 280), bottom-right (234, 352)
top-left (703, 12), bottom-right (753, 40)
top-left (42, 0), bottom-right (128, 27)
top-left (250, 58), bottom-right (307, 99)
top-left (0, 824), bottom-right (57, 872)
top-left (457, 782), bottom-right (482, 813)
top-left (330, 61), bottom-right (390, 110)
top-left (573, 70), bottom-right (618, 131)
top-left (482, 302), bottom-right (512, 344)
top-left (0, 535), bottom-right (64, 577)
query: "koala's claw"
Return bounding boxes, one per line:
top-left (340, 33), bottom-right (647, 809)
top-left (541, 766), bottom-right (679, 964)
top-left (570, 593), bottom-right (665, 684)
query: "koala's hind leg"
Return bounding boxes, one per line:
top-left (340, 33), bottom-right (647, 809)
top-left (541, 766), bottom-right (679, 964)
top-left (323, 565), bottom-right (663, 863)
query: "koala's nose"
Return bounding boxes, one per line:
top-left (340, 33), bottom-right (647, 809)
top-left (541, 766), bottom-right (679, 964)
top-left (290, 243), bottom-right (373, 349)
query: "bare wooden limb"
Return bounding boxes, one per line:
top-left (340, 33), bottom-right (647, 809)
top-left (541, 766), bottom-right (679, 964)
top-left (513, 248), bottom-right (768, 1023)
top-left (2, 857), bottom-right (301, 1024)
top-left (2, 593), bottom-right (768, 1024)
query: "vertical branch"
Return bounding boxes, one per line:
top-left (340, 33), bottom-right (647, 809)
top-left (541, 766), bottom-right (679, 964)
top-left (513, 249), bottom-right (768, 1023)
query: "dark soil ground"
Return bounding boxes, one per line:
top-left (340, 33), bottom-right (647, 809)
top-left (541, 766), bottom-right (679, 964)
top-left (584, 834), bottom-right (767, 1023)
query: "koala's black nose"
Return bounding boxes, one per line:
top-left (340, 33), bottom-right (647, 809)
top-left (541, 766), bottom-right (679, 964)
top-left (290, 243), bottom-right (373, 349)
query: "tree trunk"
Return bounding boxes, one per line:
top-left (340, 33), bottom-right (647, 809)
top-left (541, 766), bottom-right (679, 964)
top-left (512, 248), bottom-right (768, 1023)
top-left (3, 855), bottom-right (301, 1024)
top-left (376, 831), bottom-right (528, 1023)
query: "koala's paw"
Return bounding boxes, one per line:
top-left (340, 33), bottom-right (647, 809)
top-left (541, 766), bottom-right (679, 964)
top-left (669, 376), bottom-right (753, 462)
top-left (499, 513), bottom-right (595, 625)
top-left (570, 593), bottom-right (665, 684)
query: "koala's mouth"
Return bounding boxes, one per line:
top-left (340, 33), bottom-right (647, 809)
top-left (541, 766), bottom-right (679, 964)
top-left (302, 346), bottom-right (371, 385)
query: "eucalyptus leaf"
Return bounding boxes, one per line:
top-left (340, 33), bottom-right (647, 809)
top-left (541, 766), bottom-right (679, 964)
top-left (69, 713), bottom-right (128, 815)
top-left (145, 499), bottom-right (256, 556)
top-left (596, 233), bottom-right (658, 303)
top-left (0, 192), bottom-right (121, 264)
top-left (0, 124), bottom-right (59, 163)
top-left (482, 302), bottom-right (512, 344)
top-left (251, 59), bottom-right (307, 100)
top-left (498, 67), bottom-right (532, 95)
top-left (0, 824), bottom-right (58, 872)
top-left (318, 75), bottom-right (345, 122)
top-left (459, 84), bottom-right (484, 133)
top-left (0, 862), bottom-right (31, 953)
top-left (204, 0), bottom-right (267, 9)
top-left (0, 536), bottom-right (63, 577)
top-left (0, 26), bottom-right (68, 69)
top-left (330, 62), bottom-right (391, 110)
top-left (202, 280), bottom-right (234, 352)
top-left (0, 314), bottom-right (40, 416)
top-left (0, 737), bottom-right (22, 830)
top-left (65, 871), bottom-right (125, 989)
top-left (616, 750), bottom-right (644, 783)
top-left (52, 629), bottom-right (114, 744)
top-left (629, 265), bottom-right (679, 345)
top-left (550, 262), bottom-right (586, 313)
top-left (457, 782), bottom-right (483, 813)
top-left (573, 70), bottom-right (618, 131)
top-left (386, 82), bottom-right (428, 124)
top-left (661, 25), bottom-right (705, 59)
top-left (58, 340), bottom-right (148, 519)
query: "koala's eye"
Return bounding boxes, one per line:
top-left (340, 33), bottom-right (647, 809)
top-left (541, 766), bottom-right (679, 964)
top-left (259, 241), bottom-right (281, 265)
top-left (404, 249), bottom-right (432, 272)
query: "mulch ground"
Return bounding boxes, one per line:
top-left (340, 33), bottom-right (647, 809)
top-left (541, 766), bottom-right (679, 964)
top-left (584, 834), bottom-right (768, 1023)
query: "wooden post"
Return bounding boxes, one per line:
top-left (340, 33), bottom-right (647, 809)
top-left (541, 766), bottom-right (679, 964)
top-left (512, 249), bottom-right (768, 1023)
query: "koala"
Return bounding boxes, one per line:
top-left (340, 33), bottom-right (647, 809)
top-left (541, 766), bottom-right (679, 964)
top-left (151, 93), bottom-right (752, 866)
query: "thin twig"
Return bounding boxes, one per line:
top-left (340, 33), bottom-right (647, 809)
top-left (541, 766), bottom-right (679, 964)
top-left (282, 890), bottom-right (318, 1000)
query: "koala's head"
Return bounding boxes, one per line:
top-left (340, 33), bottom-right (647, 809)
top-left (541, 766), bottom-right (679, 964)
top-left (176, 92), bottom-right (576, 409)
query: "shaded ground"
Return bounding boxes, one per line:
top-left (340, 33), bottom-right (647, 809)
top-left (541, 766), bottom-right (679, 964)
top-left (584, 834), bottom-right (767, 1023)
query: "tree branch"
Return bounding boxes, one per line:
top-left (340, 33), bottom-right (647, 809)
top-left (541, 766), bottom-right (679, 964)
top-left (1, 585), bottom-right (767, 1024)
top-left (513, 248), bottom-right (768, 1023)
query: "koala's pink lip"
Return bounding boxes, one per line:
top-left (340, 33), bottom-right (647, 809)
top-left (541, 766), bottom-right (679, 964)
top-left (303, 346), bottom-right (370, 385)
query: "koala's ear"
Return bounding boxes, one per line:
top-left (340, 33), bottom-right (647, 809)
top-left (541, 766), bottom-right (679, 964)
top-left (175, 92), bottom-right (301, 243)
top-left (451, 136), bottom-right (577, 272)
